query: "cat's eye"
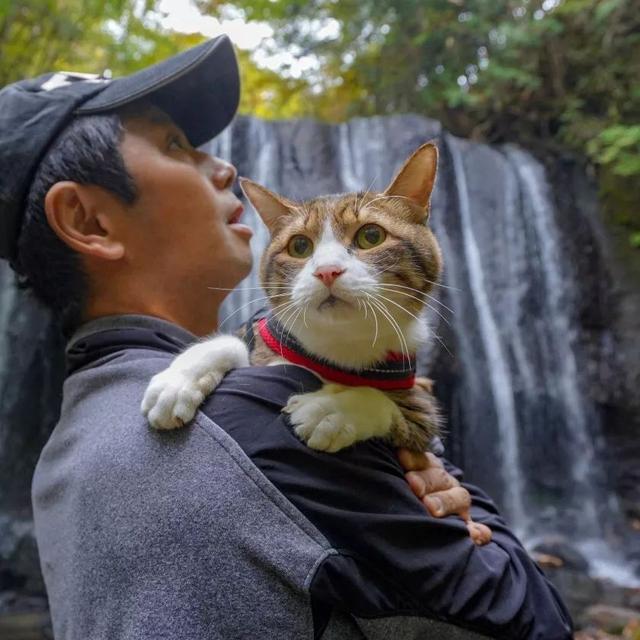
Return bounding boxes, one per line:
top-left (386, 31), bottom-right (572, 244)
top-left (355, 224), bottom-right (386, 249)
top-left (288, 235), bottom-right (314, 258)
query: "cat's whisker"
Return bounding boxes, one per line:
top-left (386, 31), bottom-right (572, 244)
top-left (369, 298), bottom-right (410, 369)
top-left (431, 330), bottom-right (453, 357)
top-left (303, 303), bottom-right (309, 329)
top-left (355, 175), bottom-right (379, 214)
top-left (375, 286), bottom-right (452, 326)
top-left (361, 194), bottom-right (396, 209)
top-left (208, 284), bottom-right (294, 292)
top-left (376, 293), bottom-right (453, 357)
top-left (270, 299), bottom-right (297, 318)
top-left (415, 277), bottom-right (461, 292)
top-left (369, 295), bottom-right (411, 365)
top-left (372, 291), bottom-right (429, 326)
top-left (377, 283), bottom-right (454, 315)
top-left (372, 290), bottom-right (454, 356)
top-left (366, 294), bottom-right (411, 369)
top-left (365, 299), bottom-right (380, 348)
top-left (280, 304), bottom-right (303, 351)
top-left (218, 293), bottom-right (288, 328)
top-left (372, 258), bottom-right (401, 277)
top-left (271, 302), bottom-right (299, 358)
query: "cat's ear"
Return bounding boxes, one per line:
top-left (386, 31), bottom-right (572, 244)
top-left (384, 142), bottom-right (438, 217)
top-left (239, 178), bottom-right (296, 232)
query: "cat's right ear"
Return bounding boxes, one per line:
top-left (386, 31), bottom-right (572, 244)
top-left (239, 178), bottom-right (296, 233)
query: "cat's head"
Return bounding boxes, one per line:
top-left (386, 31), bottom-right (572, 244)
top-left (240, 142), bottom-right (442, 365)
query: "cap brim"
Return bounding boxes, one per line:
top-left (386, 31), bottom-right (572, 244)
top-left (76, 35), bottom-right (239, 146)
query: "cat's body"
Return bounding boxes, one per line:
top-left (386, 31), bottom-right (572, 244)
top-left (142, 142), bottom-right (444, 454)
top-left (141, 141), bottom-right (493, 544)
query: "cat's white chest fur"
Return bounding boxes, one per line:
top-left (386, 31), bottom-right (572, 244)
top-left (141, 334), bottom-right (402, 452)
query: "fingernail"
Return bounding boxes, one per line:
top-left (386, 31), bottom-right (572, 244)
top-left (425, 497), bottom-right (443, 515)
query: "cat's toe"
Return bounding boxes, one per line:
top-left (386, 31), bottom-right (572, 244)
top-left (143, 371), bottom-right (203, 430)
top-left (305, 415), bottom-right (356, 452)
top-left (286, 395), bottom-right (332, 430)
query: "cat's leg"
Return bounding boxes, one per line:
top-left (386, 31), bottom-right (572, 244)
top-left (386, 377), bottom-right (441, 452)
top-left (141, 336), bottom-right (249, 430)
top-left (285, 384), bottom-right (405, 452)
top-left (393, 378), bottom-right (492, 546)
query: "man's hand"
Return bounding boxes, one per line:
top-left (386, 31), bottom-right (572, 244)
top-left (397, 449), bottom-right (492, 546)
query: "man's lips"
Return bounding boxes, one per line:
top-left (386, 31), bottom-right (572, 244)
top-left (227, 204), bottom-right (244, 224)
top-left (227, 204), bottom-right (253, 239)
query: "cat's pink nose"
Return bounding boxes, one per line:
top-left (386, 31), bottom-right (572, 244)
top-left (314, 266), bottom-right (345, 287)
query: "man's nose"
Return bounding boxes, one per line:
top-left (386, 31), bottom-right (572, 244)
top-left (314, 266), bottom-right (345, 287)
top-left (210, 157), bottom-right (237, 191)
top-left (198, 152), bottom-right (237, 191)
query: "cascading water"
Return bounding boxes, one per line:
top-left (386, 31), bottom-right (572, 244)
top-left (203, 116), bottom-right (636, 585)
top-left (0, 114), bottom-right (636, 604)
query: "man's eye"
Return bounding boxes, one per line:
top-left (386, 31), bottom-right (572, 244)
top-left (168, 135), bottom-right (187, 151)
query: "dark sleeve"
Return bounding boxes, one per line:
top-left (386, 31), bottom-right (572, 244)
top-left (203, 366), bottom-right (573, 640)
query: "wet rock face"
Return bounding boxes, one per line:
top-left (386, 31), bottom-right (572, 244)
top-left (0, 114), bottom-right (639, 617)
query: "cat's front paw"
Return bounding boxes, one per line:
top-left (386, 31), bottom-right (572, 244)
top-left (285, 384), bottom-right (401, 453)
top-left (286, 392), bottom-right (359, 452)
top-left (141, 368), bottom-right (222, 430)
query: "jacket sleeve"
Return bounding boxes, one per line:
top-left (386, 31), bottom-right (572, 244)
top-left (205, 367), bottom-right (574, 640)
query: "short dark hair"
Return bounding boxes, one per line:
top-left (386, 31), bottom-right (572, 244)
top-left (13, 112), bottom-right (138, 332)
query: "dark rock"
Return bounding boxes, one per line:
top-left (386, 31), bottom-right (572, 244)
top-left (0, 610), bottom-right (52, 640)
top-left (584, 604), bottom-right (640, 634)
top-left (531, 535), bottom-right (590, 572)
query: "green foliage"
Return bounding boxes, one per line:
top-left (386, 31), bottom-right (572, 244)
top-left (198, 0), bottom-right (640, 243)
top-left (0, 1), bottom-right (203, 86)
top-left (1, 0), bottom-right (638, 242)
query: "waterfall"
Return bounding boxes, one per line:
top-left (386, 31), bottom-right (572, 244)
top-left (445, 136), bottom-right (527, 535)
top-left (1, 114), bottom-right (636, 594)
top-left (202, 116), bottom-right (635, 584)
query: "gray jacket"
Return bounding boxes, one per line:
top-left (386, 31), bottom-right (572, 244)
top-left (32, 315), bottom-right (572, 639)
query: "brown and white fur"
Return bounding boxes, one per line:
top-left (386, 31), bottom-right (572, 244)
top-left (141, 142), bottom-right (444, 455)
top-left (141, 142), bottom-right (493, 544)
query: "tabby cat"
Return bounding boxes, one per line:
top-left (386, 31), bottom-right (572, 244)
top-left (142, 142), bottom-right (443, 454)
top-left (142, 141), bottom-right (492, 544)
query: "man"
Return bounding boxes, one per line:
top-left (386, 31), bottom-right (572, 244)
top-left (0, 36), bottom-right (572, 638)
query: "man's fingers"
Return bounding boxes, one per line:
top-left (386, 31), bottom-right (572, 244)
top-left (422, 487), bottom-right (471, 518)
top-left (405, 466), bottom-right (459, 499)
top-left (397, 448), bottom-right (429, 471)
top-left (397, 449), bottom-right (446, 472)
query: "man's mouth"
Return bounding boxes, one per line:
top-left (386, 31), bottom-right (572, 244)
top-left (227, 204), bottom-right (244, 225)
top-left (227, 204), bottom-right (253, 240)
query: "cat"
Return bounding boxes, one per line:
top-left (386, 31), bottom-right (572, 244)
top-left (141, 141), bottom-right (443, 454)
top-left (141, 141), bottom-right (492, 545)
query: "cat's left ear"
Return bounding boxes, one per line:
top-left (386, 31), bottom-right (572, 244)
top-left (239, 178), bottom-right (297, 233)
top-left (384, 142), bottom-right (438, 219)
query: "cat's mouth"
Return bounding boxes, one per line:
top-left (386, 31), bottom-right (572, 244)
top-left (317, 294), bottom-right (350, 311)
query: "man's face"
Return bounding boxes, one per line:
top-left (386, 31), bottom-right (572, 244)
top-left (115, 106), bottom-right (253, 295)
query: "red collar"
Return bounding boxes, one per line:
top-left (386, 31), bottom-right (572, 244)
top-left (257, 316), bottom-right (416, 390)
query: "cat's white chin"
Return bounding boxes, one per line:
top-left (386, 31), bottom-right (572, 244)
top-left (317, 294), bottom-right (352, 312)
top-left (289, 310), bottom-right (425, 369)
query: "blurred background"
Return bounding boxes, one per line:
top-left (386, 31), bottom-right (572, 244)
top-left (0, 1), bottom-right (639, 638)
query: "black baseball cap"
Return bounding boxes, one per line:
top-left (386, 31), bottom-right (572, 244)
top-left (0, 34), bottom-right (239, 262)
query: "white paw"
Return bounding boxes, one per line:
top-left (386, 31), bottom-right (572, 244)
top-left (285, 385), bottom-right (400, 453)
top-left (141, 335), bottom-right (250, 430)
top-left (286, 394), bottom-right (358, 452)
top-left (141, 368), bottom-right (222, 430)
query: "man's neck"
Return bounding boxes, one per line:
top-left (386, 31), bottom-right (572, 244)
top-left (84, 292), bottom-right (222, 337)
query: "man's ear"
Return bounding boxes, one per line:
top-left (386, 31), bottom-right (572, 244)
top-left (44, 181), bottom-right (124, 261)
top-left (239, 178), bottom-right (297, 232)
top-left (384, 142), bottom-right (438, 218)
